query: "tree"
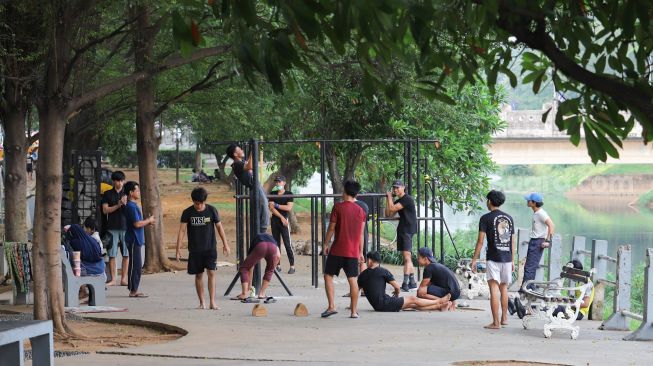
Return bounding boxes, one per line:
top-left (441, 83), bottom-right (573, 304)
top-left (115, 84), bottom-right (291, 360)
top-left (18, 0), bottom-right (230, 334)
top-left (179, 1), bottom-right (653, 164)
top-left (0, 2), bottom-right (45, 243)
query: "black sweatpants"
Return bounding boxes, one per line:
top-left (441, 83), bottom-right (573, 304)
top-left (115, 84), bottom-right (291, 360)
top-left (271, 217), bottom-right (294, 266)
top-left (127, 241), bottom-right (142, 293)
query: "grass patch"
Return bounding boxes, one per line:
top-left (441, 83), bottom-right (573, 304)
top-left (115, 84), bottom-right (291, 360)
top-left (209, 202), bottom-right (236, 212)
top-left (602, 164), bottom-right (653, 175)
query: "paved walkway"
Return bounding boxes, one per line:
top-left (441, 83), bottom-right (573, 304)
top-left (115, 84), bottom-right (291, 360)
top-left (27, 255), bottom-right (653, 365)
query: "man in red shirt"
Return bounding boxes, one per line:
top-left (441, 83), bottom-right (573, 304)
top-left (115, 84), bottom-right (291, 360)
top-left (322, 180), bottom-right (366, 319)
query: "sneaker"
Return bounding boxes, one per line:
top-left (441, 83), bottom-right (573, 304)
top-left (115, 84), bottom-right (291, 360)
top-left (408, 282), bottom-right (418, 289)
top-left (401, 283), bottom-right (410, 292)
top-left (288, 268), bottom-right (295, 274)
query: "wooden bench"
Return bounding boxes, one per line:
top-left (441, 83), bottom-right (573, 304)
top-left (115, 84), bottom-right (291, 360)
top-left (60, 247), bottom-right (106, 307)
top-left (520, 266), bottom-right (594, 339)
top-left (0, 320), bottom-right (53, 366)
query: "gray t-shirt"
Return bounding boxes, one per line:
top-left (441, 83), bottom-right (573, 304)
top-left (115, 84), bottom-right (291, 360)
top-left (530, 208), bottom-right (550, 239)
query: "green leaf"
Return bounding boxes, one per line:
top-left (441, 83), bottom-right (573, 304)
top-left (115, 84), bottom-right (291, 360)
top-left (532, 71), bottom-right (545, 94)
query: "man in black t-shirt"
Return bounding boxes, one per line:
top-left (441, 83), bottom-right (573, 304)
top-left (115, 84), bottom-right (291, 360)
top-left (471, 190), bottom-right (515, 329)
top-left (268, 175), bottom-right (295, 274)
top-left (101, 170), bottom-right (129, 286)
top-left (176, 187), bottom-right (231, 310)
top-left (417, 247), bottom-right (460, 311)
top-left (226, 144), bottom-right (269, 233)
top-left (385, 179), bottom-right (418, 291)
top-left (358, 251), bottom-right (451, 312)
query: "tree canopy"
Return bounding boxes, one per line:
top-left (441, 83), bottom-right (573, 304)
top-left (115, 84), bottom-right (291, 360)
top-left (174, 0), bottom-right (653, 163)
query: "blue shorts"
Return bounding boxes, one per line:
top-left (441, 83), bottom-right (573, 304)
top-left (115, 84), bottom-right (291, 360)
top-left (107, 230), bottom-right (128, 258)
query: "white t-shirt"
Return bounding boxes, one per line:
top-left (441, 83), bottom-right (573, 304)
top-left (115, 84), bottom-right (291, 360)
top-left (530, 208), bottom-right (550, 239)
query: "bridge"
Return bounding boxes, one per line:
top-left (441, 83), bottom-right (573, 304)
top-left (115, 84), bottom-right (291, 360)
top-left (488, 104), bottom-right (652, 165)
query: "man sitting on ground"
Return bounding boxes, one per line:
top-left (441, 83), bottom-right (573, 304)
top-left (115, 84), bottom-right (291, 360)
top-left (358, 251), bottom-right (451, 312)
top-left (417, 247), bottom-right (460, 311)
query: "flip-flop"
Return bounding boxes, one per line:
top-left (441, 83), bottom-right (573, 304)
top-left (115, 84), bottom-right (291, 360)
top-left (350, 313), bottom-right (359, 319)
top-left (320, 309), bottom-right (338, 318)
top-left (230, 296), bottom-right (246, 301)
top-left (241, 297), bottom-right (260, 304)
top-left (263, 297), bottom-right (277, 304)
top-left (129, 293), bottom-right (149, 298)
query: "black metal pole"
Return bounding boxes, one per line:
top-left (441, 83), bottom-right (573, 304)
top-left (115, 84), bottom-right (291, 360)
top-left (250, 139), bottom-right (262, 293)
top-left (439, 196), bottom-right (445, 264)
top-left (406, 140), bottom-right (412, 196)
top-left (320, 141), bottom-right (327, 271)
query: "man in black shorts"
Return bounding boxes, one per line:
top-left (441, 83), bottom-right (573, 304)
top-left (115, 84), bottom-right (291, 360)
top-left (176, 187), bottom-right (231, 310)
top-left (417, 247), bottom-right (460, 311)
top-left (322, 180), bottom-right (366, 319)
top-left (358, 251), bottom-right (451, 312)
top-left (385, 179), bottom-right (417, 291)
top-left (226, 143), bottom-right (269, 233)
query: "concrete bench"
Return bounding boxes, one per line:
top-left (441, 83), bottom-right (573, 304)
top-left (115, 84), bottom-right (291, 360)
top-left (520, 266), bottom-right (594, 339)
top-left (0, 320), bottom-right (53, 366)
top-left (60, 247), bottom-right (106, 307)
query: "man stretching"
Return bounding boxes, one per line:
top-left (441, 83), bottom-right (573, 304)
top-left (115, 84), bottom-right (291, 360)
top-left (322, 180), bottom-right (366, 319)
top-left (226, 144), bottom-right (269, 233)
top-left (385, 180), bottom-right (417, 291)
top-left (358, 251), bottom-right (451, 312)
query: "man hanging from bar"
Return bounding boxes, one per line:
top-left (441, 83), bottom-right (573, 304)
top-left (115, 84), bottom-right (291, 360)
top-left (226, 143), bottom-right (270, 233)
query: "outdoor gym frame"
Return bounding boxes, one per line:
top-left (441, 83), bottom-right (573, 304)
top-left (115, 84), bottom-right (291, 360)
top-left (207, 138), bottom-right (459, 296)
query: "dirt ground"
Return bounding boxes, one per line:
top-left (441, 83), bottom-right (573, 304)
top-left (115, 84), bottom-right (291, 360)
top-left (2, 167), bottom-right (314, 355)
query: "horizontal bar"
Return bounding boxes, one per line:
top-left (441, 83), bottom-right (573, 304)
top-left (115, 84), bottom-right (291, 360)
top-left (621, 310), bottom-right (644, 321)
top-left (576, 249), bottom-right (592, 255)
top-left (234, 193), bottom-right (388, 199)
top-left (598, 254), bottom-right (617, 263)
top-left (379, 217), bottom-right (445, 221)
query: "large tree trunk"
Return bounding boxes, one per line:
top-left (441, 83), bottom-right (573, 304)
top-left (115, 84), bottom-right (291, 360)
top-left (133, 5), bottom-right (175, 272)
top-left (2, 95), bottom-right (28, 242)
top-left (325, 143), bottom-right (343, 194)
top-left (194, 143), bottom-right (202, 172)
top-left (33, 103), bottom-right (68, 334)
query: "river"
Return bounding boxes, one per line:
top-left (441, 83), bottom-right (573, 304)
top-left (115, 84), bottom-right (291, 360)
top-left (297, 172), bottom-right (653, 267)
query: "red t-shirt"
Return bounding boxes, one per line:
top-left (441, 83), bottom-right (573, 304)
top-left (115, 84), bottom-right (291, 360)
top-left (329, 201), bottom-right (365, 258)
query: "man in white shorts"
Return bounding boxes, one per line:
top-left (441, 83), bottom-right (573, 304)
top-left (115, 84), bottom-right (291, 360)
top-left (471, 190), bottom-right (515, 329)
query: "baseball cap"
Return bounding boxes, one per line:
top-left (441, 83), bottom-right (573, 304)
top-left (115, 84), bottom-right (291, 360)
top-left (366, 251), bottom-right (381, 263)
top-left (391, 179), bottom-right (404, 187)
top-left (524, 192), bottom-right (544, 203)
top-left (418, 247), bottom-right (437, 263)
top-left (274, 175), bottom-right (286, 182)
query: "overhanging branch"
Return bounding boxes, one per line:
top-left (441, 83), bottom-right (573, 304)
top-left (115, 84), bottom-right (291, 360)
top-left (65, 45), bottom-right (231, 117)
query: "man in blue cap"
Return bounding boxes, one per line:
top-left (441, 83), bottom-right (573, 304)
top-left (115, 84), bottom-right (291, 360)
top-left (416, 247), bottom-right (460, 311)
top-left (521, 192), bottom-right (555, 290)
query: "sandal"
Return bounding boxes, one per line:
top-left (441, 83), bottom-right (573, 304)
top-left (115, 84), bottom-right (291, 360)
top-left (320, 309), bottom-right (338, 318)
top-left (350, 313), bottom-right (359, 319)
top-left (230, 296), bottom-right (247, 301)
top-left (263, 297), bottom-right (277, 304)
top-left (129, 292), bottom-right (149, 298)
top-left (241, 297), bottom-right (260, 304)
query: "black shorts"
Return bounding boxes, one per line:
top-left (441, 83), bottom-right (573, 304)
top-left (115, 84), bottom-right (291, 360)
top-left (324, 255), bottom-right (359, 278)
top-left (374, 296), bottom-right (405, 312)
top-left (396, 232), bottom-right (414, 252)
top-left (187, 250), bottom-right (217, 274)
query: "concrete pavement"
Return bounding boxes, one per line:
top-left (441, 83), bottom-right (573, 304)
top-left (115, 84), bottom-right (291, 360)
top-left (29, 255), bottom-right (653, 365)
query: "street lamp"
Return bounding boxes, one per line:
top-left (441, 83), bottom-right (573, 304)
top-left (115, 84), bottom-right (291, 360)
top-left (175, 123), bottom-right (182, 184)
